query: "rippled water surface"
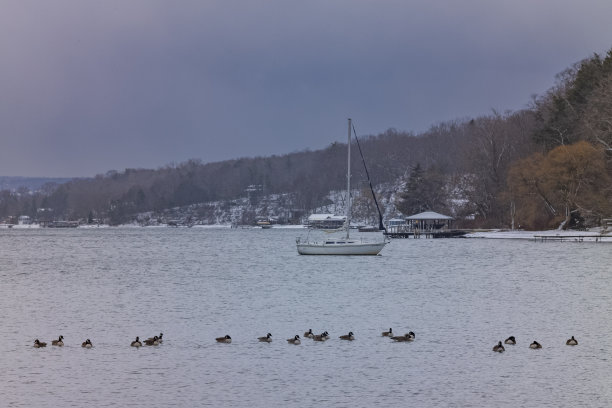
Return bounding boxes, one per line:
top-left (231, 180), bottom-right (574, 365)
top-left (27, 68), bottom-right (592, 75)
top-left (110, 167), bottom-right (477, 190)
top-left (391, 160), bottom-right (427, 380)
top-left (1, 228), bottom-right (611, 407)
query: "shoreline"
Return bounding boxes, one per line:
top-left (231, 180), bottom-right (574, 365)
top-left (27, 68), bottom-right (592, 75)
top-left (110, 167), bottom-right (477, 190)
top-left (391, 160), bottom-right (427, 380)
top-left (464, 228), bottom-right (611, 242)
top-left (1, 223), bottom-right (610, 241)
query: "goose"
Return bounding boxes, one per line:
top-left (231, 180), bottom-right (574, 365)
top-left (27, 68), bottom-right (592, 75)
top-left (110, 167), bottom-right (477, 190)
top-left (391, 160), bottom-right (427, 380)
top-left (81, 339), bottom-right (93, 348)
top-left (391, 332), bottom-right (415, 342)
top-left (51, 335), bottom-right (64, 346)
top-left (529, 341), bottom-right (542, 349)
top-left (146, 333), bottom-right (163, 344)
top-left (492, 341), bottom-right (505, 352)
top-left (287, 335), bottom-right (301, 345)
top-left (130, 336), bottom-right (142, 347)
top-left (34, 339), bottom-right (47, 348)
top-left (258, 333), bottom-right (273, 343)
top-left (566, 336), bottom-right (578, 346)
top-left (504, 336), bottom-right (516, 345)
top-left (313, 332), bottom-right (328, 341)
top-left (144, 336), bottom-right (160, 346)
top-left (216, 335), bottom-right (232, 343)
top-left (303, 329), bottom-right (314, 338)
top-left (339, 331), bottom-right (355, 341)
top-left (382, 328), bottom-right (393, 337)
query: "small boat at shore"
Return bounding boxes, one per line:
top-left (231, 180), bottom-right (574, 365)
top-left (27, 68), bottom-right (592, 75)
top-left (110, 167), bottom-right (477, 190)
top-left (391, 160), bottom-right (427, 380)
top-left (256, 220), bottom-right (272, 229)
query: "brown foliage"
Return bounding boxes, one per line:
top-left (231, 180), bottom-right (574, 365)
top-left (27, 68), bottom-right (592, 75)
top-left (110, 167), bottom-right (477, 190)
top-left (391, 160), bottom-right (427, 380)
top-left (507, 141), bottom-right (612, 229)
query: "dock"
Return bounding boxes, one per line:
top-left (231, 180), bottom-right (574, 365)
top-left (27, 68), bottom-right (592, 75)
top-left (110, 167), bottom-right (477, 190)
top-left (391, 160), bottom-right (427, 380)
top-left (384, 229), bottom-right (468, 239)
top-left (533, 235), bottom-right (609, 242)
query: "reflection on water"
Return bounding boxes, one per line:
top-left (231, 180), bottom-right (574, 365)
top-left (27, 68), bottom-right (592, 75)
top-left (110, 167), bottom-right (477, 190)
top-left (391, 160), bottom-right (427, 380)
top-left (1, 228), bottom-right (611, 407)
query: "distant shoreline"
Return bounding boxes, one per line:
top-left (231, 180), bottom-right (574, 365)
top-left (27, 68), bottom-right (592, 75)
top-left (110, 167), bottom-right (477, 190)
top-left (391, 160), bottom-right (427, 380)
top-left (1, 223), bottom-right (609, 241)
top-left (464, 228), bottom-right (611, 242)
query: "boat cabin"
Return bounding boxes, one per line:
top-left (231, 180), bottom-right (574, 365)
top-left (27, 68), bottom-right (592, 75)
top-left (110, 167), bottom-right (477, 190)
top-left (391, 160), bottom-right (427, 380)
top-left (387, 218), bottom-right (407, 227)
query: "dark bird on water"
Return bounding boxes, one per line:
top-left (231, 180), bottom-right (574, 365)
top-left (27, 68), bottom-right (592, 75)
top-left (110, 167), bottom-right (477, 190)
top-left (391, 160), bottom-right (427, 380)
top-left (529, 341), bottom-right (542, 349)
top-left (258, 333), bottom-right (272, 343)
top-left (493, 341), bottom-right (505, 352)
top-left (339, 332), bottom-right (355, 341)
top-left (216, 335), bottom-right (232, 343)
top-left (34, 339), bottom-right (47, 348)
top-left (287, 335), bottom-right (301, 345)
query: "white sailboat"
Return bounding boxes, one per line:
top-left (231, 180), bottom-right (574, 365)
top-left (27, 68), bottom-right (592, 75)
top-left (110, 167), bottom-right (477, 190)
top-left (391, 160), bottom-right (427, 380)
top-left (296, 119), bottom-right (388, 255)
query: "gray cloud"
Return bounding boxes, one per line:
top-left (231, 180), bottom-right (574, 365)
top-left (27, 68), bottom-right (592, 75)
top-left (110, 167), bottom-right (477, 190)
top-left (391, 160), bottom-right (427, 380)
top-left (1, 0), bottom-right (611, 176)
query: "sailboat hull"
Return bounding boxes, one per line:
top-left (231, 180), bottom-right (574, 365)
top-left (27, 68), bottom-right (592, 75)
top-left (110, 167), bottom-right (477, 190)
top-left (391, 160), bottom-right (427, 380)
top-left (296, 241), bottom-right (386, 255)
top-left (296, 119), bottom-right (387, 256)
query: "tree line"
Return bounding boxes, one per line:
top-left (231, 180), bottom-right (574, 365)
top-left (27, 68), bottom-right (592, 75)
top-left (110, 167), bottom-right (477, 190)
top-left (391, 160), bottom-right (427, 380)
top-left (1, 47), bottom-right (611, 229)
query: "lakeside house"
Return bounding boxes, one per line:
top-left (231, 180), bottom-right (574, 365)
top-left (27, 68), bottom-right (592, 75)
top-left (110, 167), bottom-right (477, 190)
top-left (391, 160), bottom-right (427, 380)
top-left (307, 214), bottom-right (346, 229)
top-left (387, 211), bottom-right (454, 234)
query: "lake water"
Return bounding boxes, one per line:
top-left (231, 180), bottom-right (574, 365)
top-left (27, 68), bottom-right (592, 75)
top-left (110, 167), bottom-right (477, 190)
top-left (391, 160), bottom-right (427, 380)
top-left (1, 227), bottom-right (611, 407)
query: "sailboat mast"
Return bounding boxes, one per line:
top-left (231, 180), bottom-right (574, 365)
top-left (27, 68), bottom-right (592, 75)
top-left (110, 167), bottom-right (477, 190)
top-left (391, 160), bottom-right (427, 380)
top-left (346, 118), bottom-right (351, 239)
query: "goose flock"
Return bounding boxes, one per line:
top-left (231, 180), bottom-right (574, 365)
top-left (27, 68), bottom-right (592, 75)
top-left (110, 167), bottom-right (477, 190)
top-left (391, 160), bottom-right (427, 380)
top-left (31, 330), bottom-right (579, 351)
top-left (491, 335), bottom-right (578, 352)
top-left (32, 333), bottom-right (163, 348)
top-left (213, 329), bottom-right (412, 344)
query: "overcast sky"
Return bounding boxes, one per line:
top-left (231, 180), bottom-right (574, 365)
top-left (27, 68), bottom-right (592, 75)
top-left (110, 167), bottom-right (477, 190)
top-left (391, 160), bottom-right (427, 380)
top-left (1, 0), bottom-right (611, 177)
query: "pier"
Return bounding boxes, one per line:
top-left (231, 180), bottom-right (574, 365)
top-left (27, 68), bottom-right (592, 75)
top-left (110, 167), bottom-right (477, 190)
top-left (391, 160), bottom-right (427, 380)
top-left (384, 229), bottom-right (467, 239)
top-left (534, 235), bottom-right (609, 243)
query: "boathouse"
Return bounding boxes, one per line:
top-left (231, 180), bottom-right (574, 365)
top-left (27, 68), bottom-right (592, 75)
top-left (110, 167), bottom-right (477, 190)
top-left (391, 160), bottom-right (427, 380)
top-left (406, 211), bottom-right (454, 230)
top-left (386, 211), bottom-right (461, 238)
top-left (307, 214), bottom-right (346, 229)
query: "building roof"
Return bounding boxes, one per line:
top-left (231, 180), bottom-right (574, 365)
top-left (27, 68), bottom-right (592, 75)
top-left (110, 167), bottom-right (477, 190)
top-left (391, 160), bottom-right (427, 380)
top-left (308, 214), bottom-right (346, 221)
top-left (405, 211), bottom-right (453, 220)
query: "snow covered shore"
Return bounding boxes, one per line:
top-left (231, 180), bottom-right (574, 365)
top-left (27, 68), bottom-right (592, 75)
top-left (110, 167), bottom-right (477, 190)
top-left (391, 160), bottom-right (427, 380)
top-left (465, 228), bottom-right (612, 242)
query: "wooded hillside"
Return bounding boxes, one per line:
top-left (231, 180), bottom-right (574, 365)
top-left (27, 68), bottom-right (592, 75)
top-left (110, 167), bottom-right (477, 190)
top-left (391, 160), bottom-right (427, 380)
top-left (2, 48), bottom-right (611, 229)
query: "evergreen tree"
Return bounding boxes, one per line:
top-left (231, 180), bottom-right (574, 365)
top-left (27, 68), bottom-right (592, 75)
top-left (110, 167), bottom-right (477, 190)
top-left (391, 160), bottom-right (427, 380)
top-left (396, 163), bottom-right (450, 217)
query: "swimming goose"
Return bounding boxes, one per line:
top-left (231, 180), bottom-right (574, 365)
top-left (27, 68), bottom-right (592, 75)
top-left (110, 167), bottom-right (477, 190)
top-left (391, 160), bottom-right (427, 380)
top-left (339, 331), bottom-right (355, 341)
top-left (504, 336), bottom-right (516, 345)
top-left (287, 335), bottom-right (301, 345)
top-left (216, 335), bottom-right (232, 343)
top-left (34, 339), bottom-right (47, 348)
top-left (146, 333), bottom-right (163, 344)
top-left (382, 328), bottom-right (393, 337)
top-left (52, 335), bottom-right (64, 346)
top-left (529, 341), bottom-right (542, 349)
top-left (303, 329), bottom-right (314, 338)
top-left (391, 332), bottom-right (415, 342)
top-left (313, 331), bottom-right (328, 341)
top-left (130, 336), bottom-right (142, 347)
top-left (492, 341), bottom-right (505, 352)
top-left (566, 336), bottom-right (578, 346)
top-left (144, 336), bottom-right (160, 346)
top-left (81, 339), bottom-right (93, 348)
top-left (258, 333), bottom-right (273, 343)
